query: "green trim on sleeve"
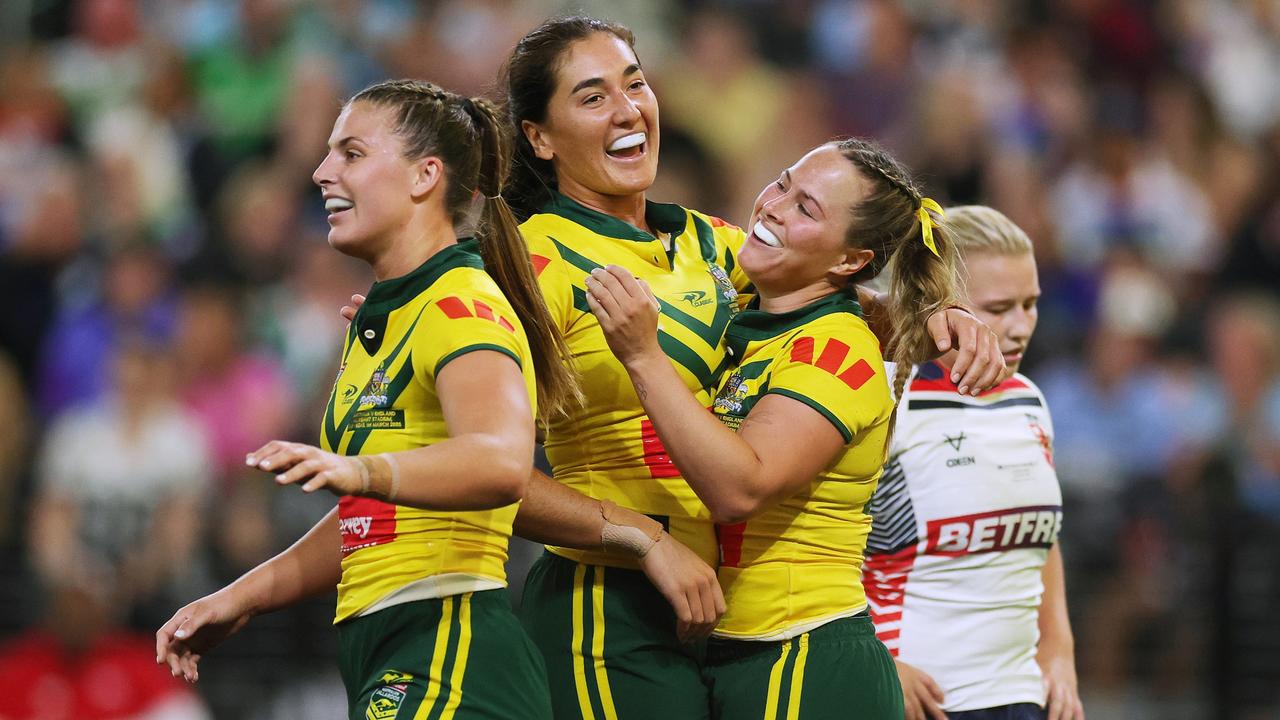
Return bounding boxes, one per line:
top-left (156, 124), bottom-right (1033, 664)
top-left (434, 343), bottom-right (522, 378)
top-left (766, 388), bottom-right (854, 444)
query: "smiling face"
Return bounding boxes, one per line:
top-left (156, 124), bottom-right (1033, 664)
top-left (738, 144), bottom-right (873, 295)
top-left (961, 251), bottom-right (1040, 373)
top-left (522, 32), bottom-right (659, 206)
top-left (311, 101), bottom-right (423, 260)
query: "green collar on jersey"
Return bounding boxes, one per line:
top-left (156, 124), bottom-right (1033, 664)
top-left (724, 289), bottom-right (863, 360)
top-left (359, 238), bottom-right (484, 317)
top-left (541, 191), bottom-right (688, 242)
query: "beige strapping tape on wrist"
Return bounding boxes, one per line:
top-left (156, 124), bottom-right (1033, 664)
top-left (600, 500), bottom-right (664, 557)
top-left (379, 453), bottom-right (400, 502)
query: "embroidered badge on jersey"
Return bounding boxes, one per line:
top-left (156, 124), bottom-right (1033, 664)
top-left (707, 263), bottom-right (739, 313)
top-left (365, 668), bottom-right (414, 719)
top-left (349, 365), bottom-right (406, 430)
top-left (366, 684), bottom-right (408, 720)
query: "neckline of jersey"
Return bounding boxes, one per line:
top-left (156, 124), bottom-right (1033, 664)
top-left (724, 289), bottom-right (863, 358)
top-left (540, 191), bottom-right (688, 242)
top-left (359, 238), bottom-right (485, 317)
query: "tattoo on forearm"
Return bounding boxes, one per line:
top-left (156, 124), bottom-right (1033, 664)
top-left (635, 381), bottom-right (648, 401)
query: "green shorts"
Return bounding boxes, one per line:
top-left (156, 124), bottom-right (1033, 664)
top-left (520, 551), bottom-right (710, 720)
top-left (702, 613), bottom-right (903, 720)
top-left (338, 590), bottom-right (552, 720)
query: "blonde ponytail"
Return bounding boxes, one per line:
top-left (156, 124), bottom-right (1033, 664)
top-left (831, 138), bottom-right (959, 400)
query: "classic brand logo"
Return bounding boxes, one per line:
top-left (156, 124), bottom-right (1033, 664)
top-left (679, 290), bottom-right (712, 308)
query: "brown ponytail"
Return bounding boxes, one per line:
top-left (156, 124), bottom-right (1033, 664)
top-left (349, 79), bottom-right (579, 420)
top-left (831, 138), bottom-right (959, 400)
top-left (463, 96), bottom-right (581, 420)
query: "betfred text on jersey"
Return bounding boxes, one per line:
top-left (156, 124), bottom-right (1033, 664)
top-left (925, 505), bottom-right (1062, 556)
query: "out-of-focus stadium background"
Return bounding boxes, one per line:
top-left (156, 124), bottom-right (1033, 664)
top-left (0, 0), bottom-right (1276, 718)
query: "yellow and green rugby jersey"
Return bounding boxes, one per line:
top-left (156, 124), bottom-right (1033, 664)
top-left (321, 239), bottom-right (537, 623)
top-left (709, 290), bottom-right (893, 639)
top-left (521, 192), bottom-right (751, 568)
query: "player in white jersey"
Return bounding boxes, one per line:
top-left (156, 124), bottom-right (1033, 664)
top-left (864, 206), bottom-right (1084, 720)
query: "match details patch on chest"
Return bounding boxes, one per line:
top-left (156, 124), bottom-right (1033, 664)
top-left (711, 358), bottom-right (771, 431)
top-left (347, 365), bottom-right (406, 430)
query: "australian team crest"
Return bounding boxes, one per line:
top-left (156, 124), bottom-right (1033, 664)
top-left (365, 670), bottom-right (413, 719)
top-left (713, 372), bottom-right (750, 416)
top-left (349, 364), bottom-right (406, 430)
top-left (359, 366), bottom-right (391, 408)
top-left (707, 263), bottom-right (738, 313)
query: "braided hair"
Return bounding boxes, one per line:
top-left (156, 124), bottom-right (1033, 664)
top-left (348, 79), bottom-right (579, 419)
top-left (832, 138), bottom-right (959, 400)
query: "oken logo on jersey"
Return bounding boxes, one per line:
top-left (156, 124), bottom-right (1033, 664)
top-left (925, 506), bottom-right (1062, 556)
top-left (943, 432), bottom-right (974, 467)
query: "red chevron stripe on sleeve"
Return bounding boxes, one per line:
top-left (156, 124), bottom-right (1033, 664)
top-left (436, 296), bottom-right (472, 319)
top-left (436, 297), bottom-right (515, 333)
top-left (790, 337), bottom-right (877, 391)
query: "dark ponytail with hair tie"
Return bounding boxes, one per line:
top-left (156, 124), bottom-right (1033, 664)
top-left (462, 94), bottom-right (581, 419)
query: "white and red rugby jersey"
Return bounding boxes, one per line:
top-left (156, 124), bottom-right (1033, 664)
top-left (864, 361), bottom-right (1061, 712)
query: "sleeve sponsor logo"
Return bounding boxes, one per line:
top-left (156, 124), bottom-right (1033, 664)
top-left (925, 505), bottom-right (1061, 556)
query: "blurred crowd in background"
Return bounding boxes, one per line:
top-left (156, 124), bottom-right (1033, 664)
top-left (0, 0), bottom-right (1277, 718)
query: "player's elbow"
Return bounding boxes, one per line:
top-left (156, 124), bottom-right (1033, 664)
top-left (706, 490), bottom-right (769, 526)
top-left (473, 435), bottom-right (531, 506)
top-left (705, 472), bottom-right (784, 525)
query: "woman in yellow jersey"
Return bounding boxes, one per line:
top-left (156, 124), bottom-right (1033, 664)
top-left (155, 79), bottom-right (576, 720)
top-left (479, 15), bottom-right (1005, 720)
top-left (584, 138), bottom-right (958, 719)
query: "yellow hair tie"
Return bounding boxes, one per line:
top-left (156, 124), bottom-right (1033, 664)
top-left (917, 197), bottom-right (945, 258)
